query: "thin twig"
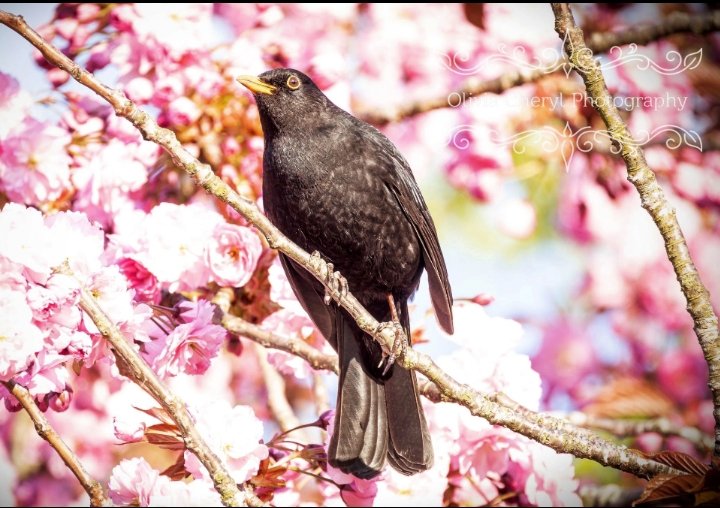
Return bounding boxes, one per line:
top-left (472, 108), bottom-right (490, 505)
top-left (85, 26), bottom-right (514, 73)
top-left (561, 412), bottom-right (714, 452)
top-left (361, 10), bottom-right (720, 125)
top-left (2, 380), bottom-right (110, 507)
top-left (312, 371), bottom-right (330, 415)
top-left (552, 1), bottom-right (720, 459)
top-left (0, 9), bottom-right (680, 479)
top-left (255, 345), bottom-right (303, 434)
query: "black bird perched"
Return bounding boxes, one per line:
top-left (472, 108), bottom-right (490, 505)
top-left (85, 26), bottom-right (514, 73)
top-left (238, 69), bottom-right (453, 479)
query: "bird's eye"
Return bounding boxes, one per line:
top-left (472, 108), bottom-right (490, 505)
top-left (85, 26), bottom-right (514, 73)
top-left (286, 75), bottom-right (301, 90)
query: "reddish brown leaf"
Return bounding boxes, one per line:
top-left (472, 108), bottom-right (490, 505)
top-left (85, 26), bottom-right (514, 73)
top-left (160, 454), bottom-right (190, 481)
top-left (640, 451), bottom-right (710, 477)
top-left (583, 377), bottom-right (674, 419)
top-left (145, 432), bottom-right (185, 450)
top-left (634, 474), bottom-right (704, 506)
top-left (146, 423), bottom-right (181, 435)
top-left (134, 406), bottom-right (175, 426)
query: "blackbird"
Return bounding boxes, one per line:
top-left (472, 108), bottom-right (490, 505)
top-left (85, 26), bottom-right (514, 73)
top-left (238, 69), bottom-right (453, 479)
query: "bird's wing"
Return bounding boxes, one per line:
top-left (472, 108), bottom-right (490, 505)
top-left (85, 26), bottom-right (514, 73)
top-left (278, 253), bottom-right (336, 347)
top-left (374, 138), bottom-right (454, 335)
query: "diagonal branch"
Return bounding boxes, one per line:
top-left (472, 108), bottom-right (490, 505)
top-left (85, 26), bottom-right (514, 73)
top-left (2, 380), bottom-right (110, 507)
top-left (0, 9), bottom-right (680, 479)
top-left (76, 287), bottom-right (263, 507)
top-left (551, 2), bottom-right (720, 459)
top-left (361, 10), bottom-right (720, 125)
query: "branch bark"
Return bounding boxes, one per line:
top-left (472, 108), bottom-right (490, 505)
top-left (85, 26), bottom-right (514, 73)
top-left (361, 10), bottom-right (720, 125)
top-left (551, 2), bottom-right (720, 458)
top-left (2, 380), bottom-right (109, 507)
top-left (0, 8), bottom-right (682, 480)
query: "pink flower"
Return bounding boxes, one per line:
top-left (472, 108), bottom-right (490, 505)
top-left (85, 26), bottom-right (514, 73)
top-left (71, 138), bottom-right (148, 227)
top-left (45, 209), bottom-right (106, 282)
top-left (112, 203), bottom-right (223, 292)
top-left (143, 300), bottom-right (226, 378)
top-left (657, 349), bottom-right (710, 403)
top-left (0, 118), bottom-right (72, 206)
top-left (116, 258), bottom-right (160, 304)
top-left (205, 223), bottom-right (262, 287)
top-left (166, 97), bottom-right (201, 126)
top-left (148, 479), bottom-right (222, 507)
top-left (509, 442), bottom-right (581, 507)
top-left (82, 266), bottom-right (136, 332)
top-left (15, 350), bottom-right (71, 402)
top-left (532, 317), bottom-right (599, 402)
top-left (445, 124), bottom-right (506, 202)
top-left (25, 273), bottom-right (80, 324)
top-left (0, 71), bottom-right (32, 138)
top-left (0, 288), bottom-right (43, 381)
top-left (0, 203), bottom-right (56, 284)
top-left (184, 400), bottom-right (268, 484)
top-left (108, 457), bottom-right (164, 506)
top-left (439, 302), bottom-right (542, 410)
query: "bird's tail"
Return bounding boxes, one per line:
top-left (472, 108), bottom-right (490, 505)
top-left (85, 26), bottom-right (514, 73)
top-left (328, 304), bottom-right (433, 479)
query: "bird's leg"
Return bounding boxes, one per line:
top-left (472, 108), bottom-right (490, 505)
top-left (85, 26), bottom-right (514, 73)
top-left (309, 251), bottom-right (348, 305)
top-left (377, 294), bottom-right (407, 376)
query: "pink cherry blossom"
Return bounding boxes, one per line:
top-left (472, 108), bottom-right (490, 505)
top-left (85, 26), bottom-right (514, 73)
top-left (143, 300), bottom-right (226, 378)
top-left (205, 223), bottom-right (262, 288)
top-left (112, 203), bottom-right (223, 292)
top-left (148, 478), bottom-right (222, 507)
top-left (82, 266), bottom-right (136, 333)
top-left (116, 258), bottom-right (160, 304)
top-left (108, 457), bottom-right (164, 506)
top-left (0, 71), bottom-right (32, 138)
top-left (184, 400), bottom-right (268, 484)
top-left (0, 288), bottom-right (44, 381)
top-left (0, 203), bottom-right (56, 284)
top-left (71, 138), bottom-right (149, 227)
top-left (439, 302), bottom-right (542, 410)
top-left (0, 118), bottom-right (72, 207)
top-left (166, 96), bottom-right (201, 126)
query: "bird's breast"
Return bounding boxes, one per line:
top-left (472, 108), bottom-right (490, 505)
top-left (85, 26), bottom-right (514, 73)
top-left (262, 137), bottom-right (422, 302)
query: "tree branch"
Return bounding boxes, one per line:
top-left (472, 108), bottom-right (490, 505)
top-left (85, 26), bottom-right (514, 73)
top-left (2, 380), bottom-right (109, 507)
top-left (551, 2), bottom-right (720, 458)
top-left (361, 10), bottom-right (720, 125)
top-left (562, 412), bottom-right (714, 453)
top-left (255, 345), bottom-right (303, 433)
top-left (0, 9), bottom-right (680, 479)
top-left (75, 287), bottom-right (262, 507)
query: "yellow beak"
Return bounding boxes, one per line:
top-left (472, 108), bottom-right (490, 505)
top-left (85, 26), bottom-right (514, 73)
top-left (236, 75), bottom-right (277, 95)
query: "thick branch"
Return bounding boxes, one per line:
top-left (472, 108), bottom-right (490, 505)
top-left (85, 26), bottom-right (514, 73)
top-left (76, 288), bottom-right (262, 507)
top-left (552, 2), bottom-right (720, 458)
top-left (361, 10), bottom-right (720, 125)
top-left (0, 10), bottom-right (680, 479)
top-left (2, 380), bottom-right (109, 507)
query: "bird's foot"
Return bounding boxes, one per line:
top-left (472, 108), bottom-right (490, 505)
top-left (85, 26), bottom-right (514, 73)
top-left (376, 320), bottom-right (406, 376)
top-left (309, 251), bottom-right (348, 305)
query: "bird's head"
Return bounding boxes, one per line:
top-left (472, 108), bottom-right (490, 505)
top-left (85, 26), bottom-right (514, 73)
top-left (237, 68), bottom-right (331, 136)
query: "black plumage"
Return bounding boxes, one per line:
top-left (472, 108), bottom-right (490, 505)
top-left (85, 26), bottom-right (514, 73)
top-left (238, 69), bottom-right (453, 479)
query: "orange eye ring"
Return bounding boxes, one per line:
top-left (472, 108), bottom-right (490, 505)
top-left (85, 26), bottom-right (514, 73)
top-left (287, 75), bottom-right (301, 90)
